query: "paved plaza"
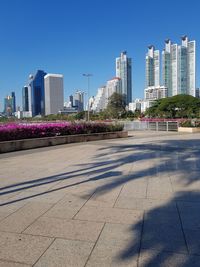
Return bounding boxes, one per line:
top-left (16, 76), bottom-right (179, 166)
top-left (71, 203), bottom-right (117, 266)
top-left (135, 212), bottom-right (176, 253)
top-left (0, 131), bottom-right (200, 266)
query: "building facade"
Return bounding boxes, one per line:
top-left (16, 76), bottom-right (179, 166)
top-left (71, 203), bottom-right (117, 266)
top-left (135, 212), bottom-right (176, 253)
top-left (73, 90), bottom-right (84, 112)
top-left (44, 74), bottom-right (64, 115)
top-left (146, 46), bottom-right (160, 87)
top-left (29, 70), bottom-right (47, 116)
top-left (162, 36), bottom-right (196, 97)
top-left (145, 86), bottom-right (168, 100)
top-left (22, 86), bottom-right (29, 112)
top-left (116, 51), bottom-right (132, 105)
top-left (105, 77), bottom-right (122, 106)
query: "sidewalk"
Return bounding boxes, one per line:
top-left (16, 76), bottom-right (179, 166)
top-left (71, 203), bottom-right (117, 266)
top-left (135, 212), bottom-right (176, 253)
top-left (0, 131), bottom-right (200, 266)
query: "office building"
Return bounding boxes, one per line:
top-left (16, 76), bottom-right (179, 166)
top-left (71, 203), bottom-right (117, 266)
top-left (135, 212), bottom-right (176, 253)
top-left (22, 86), bottom-right (29, 111)
top-left (44, 74), bottom-right (64, 115)
top-left (29, 70), bottom-right (47, 116)
top-left (73, 90), bottom-right (84, 112)
top-left (105, 77), bottom-right (122, 106)
top-left (162, 36), bottom-right (196, 97)
top-left (91, 86), bottom-right (106, 112)
top-left (116, 51), bottom-right (132, 105)
top-left (146, 46), bottom-right (160, 87)
top-left (145, 86), bottom-right (168, 100)
top-left (4, 92), bottom-right (16, 116)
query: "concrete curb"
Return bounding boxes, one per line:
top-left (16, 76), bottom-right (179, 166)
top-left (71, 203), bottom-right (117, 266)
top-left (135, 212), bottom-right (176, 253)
top-left (0, 131), bottom-right (128, 153)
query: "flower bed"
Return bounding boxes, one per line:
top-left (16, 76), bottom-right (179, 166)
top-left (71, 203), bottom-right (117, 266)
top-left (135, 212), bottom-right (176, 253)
top-left (0, 122), bottom-right (124, 142)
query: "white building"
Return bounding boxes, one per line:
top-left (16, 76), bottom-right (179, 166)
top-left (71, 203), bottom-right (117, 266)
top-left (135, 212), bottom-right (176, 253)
top-left (116, 51), bottom-right (132, 105)
top-left (44, 74), bottom-right (64, 115)
top-left (129, 99), bottom-right (142, 112)
top-left (105, 77), bottom-right (121, 106)
top-left (91, 86), bottom-right (106, 112)
top-left (146, 45), bottom-right (160, 87)
top-left (145, 86), bottom-right (168, 100)
top-left (162, 36), bottom-right (196, 97)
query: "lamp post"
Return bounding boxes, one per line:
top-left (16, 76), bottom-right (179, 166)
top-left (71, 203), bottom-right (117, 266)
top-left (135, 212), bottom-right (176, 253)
top-left (83, 73), bottom-right (92, 121)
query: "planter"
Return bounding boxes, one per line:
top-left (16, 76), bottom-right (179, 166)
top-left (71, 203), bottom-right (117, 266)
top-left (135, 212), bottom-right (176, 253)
top-left (178, 127), bottom-right (200, 133)
top-left (0, 131), bottom-right (128, 153)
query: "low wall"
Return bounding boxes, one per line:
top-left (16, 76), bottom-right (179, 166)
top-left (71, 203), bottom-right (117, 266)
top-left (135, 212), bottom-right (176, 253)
top-left (178, 127), bottom-right (200, 133)
top-left (0, 131), bottom-right (128, 153)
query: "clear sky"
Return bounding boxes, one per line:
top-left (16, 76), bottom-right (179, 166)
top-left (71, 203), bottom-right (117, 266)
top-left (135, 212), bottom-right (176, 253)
top-left (0, 0), bottom-right (199, 110)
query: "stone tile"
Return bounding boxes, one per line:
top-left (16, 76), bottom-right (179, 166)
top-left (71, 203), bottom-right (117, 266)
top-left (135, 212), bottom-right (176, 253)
top-left (177, 201), bottom-right (200, 230)
top-left (146, 177), bottom-right (173, 199)
top-left (24, 216), bottom-right (104, 242)
top-left (120, 180), bottom-right (148, 198)
top-left (115, 196), bottom-right (176, 212)
top-left (85, 187), bottom-right (122, 208)
top-left (144, 210), bottom-right (180, 226)
top-left (184, 229), bottom-right (200, 255)
top-left (44, 194), bottom-right (88, 219)
top-left (0, 231), bottom-right (53, 265)
top-left (98, 223), bottom-right (141, 247)
top-left (34, 238), bottom-right (94, 267)
top-left (0, 260), bottom-right (30, 267)
top-left (139, 249), bottom-right (200, 267)
top-left (142, 223), bottom-right (187, 253)
top-left (0, 202), bottom-right (52, 233)
top-left (74, 206), bottom-right (142, 224)
top-left (86, 242), bottom-right (138, 267)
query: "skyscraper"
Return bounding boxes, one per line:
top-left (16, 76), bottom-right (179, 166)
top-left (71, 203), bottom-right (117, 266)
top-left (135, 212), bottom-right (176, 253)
top-left (162, 36), bottom-right (196, 97)
top-left (146, 46), bottom-right (160, 87)
top-left (29, 70), bottom-right (47, 116)
top-left (116, 51), bottom-right (132, 105)
top-left (22, 86), bottom-right (29, 111)
top-left (44, 74), bottom-right (64, 115)
top-left (73, 90), bottom-right (84, 111)
top-left (4, 92), bottom-right (16, 116)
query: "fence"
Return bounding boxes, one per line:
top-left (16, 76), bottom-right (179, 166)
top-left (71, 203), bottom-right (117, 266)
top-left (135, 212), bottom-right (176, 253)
top-left (123, 121), bottom-right (179, 132)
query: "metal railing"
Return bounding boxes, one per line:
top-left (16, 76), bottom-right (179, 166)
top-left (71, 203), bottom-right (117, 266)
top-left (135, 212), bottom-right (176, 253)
top-left (123, 121), bottom-right (178, 132)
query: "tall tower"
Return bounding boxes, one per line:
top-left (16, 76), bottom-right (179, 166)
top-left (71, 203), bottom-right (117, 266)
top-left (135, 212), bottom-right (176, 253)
top-left (146, 46), bottom-right (160, 87)
top-left (29, 70), bottom-right (47, 116)
top-left (44, 74), bottom-right (64, 115)
top-left (22, 86), bottom-right (29, 111)
top-left (116, 51), bottom-right (132, 105)
top-left (162, 36), bottom-right (196, 97)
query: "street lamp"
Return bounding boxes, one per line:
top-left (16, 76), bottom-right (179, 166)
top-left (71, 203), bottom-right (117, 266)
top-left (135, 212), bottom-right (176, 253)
top-left (82, 73), bottom-right (93, 121)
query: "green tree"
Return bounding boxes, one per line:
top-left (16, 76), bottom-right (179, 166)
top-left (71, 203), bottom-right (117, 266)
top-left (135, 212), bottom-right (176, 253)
top-left (106, 92), bottom-right (126, 119)
top-left (145, 95), bottom-right (200, 119)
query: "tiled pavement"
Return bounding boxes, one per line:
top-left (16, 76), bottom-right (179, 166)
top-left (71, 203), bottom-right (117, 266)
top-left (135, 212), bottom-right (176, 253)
top-left (0, 131), bottom-right (200, 266)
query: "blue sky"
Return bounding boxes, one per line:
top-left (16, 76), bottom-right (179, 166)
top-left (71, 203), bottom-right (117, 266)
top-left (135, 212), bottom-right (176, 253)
top-left (0, 0), bottom-right (199, 110)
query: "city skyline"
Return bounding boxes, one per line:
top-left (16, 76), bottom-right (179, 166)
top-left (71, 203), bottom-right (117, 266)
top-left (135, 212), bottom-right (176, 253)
top-left (0, 0), bottom-right (200, 111)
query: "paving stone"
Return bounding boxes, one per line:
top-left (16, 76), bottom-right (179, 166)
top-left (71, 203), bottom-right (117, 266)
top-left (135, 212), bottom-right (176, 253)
top-left (115, 196), bottom-right (176, 212)
top-left (120, 180), bottom-right (148, 198)
top-left (142, 223), bottom-right (187, 253)
top-left (0, 231), bottom-right (53, 265)
top-left (44, 194), bottom-right (88, 219)
top-left (0, 260), bottom-right (30, 267)
top-left (184, 229), bottom-right (200, 255)
top-left (86, 242), bottom-right (138, 267)
top-left (74, 206), bottom-right (142, 224)
top-left (24, 216), bottom-right (104, 242)
top-left (0, 202), bottom-right (52, 233)
top-left (85, 187), bottom-right (122, 208)
top-left (34, 238), bottom-right (94, 267)
top-left (139, 249), bottom-right (200, 267)
top-left (177, 201), bottom-right (200, 230)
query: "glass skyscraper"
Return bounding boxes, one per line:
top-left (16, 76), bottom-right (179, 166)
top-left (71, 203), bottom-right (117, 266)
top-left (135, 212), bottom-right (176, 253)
top-left (29, 70), bottom-right (47, 116)
top-left (162, 36), bottom-right (196, 97)
top-left (146, 46), bottom-right (160, 87)
top-left (22, 86), bottom-right (29, 111)
top-left (116, 51), bottom-right (132, 105)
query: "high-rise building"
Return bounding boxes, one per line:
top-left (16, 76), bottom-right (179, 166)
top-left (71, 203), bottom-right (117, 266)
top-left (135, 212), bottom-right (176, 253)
top-left (4, 92), bottom-right (16, 116)
top-left (73, 90), bottom-right (84, 111)
top-left (44, 74), bottom-right (64, 115)
top-left (105, 77), bottom-right (122, 106)
top-left (11, 92), bottom-right (16, 113)
top-left (22, 86), bottom-right (29, 111)
top-left (162, 36), bottom-right (196, 97)
top-left (29, 70), bottom-right (47, 116)
top-left (91, 86), bottom-right (106, 112)
top-left (146, 46), bottom-right (160, 87)
top-left (116, 51), bottom-right (132, 105)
